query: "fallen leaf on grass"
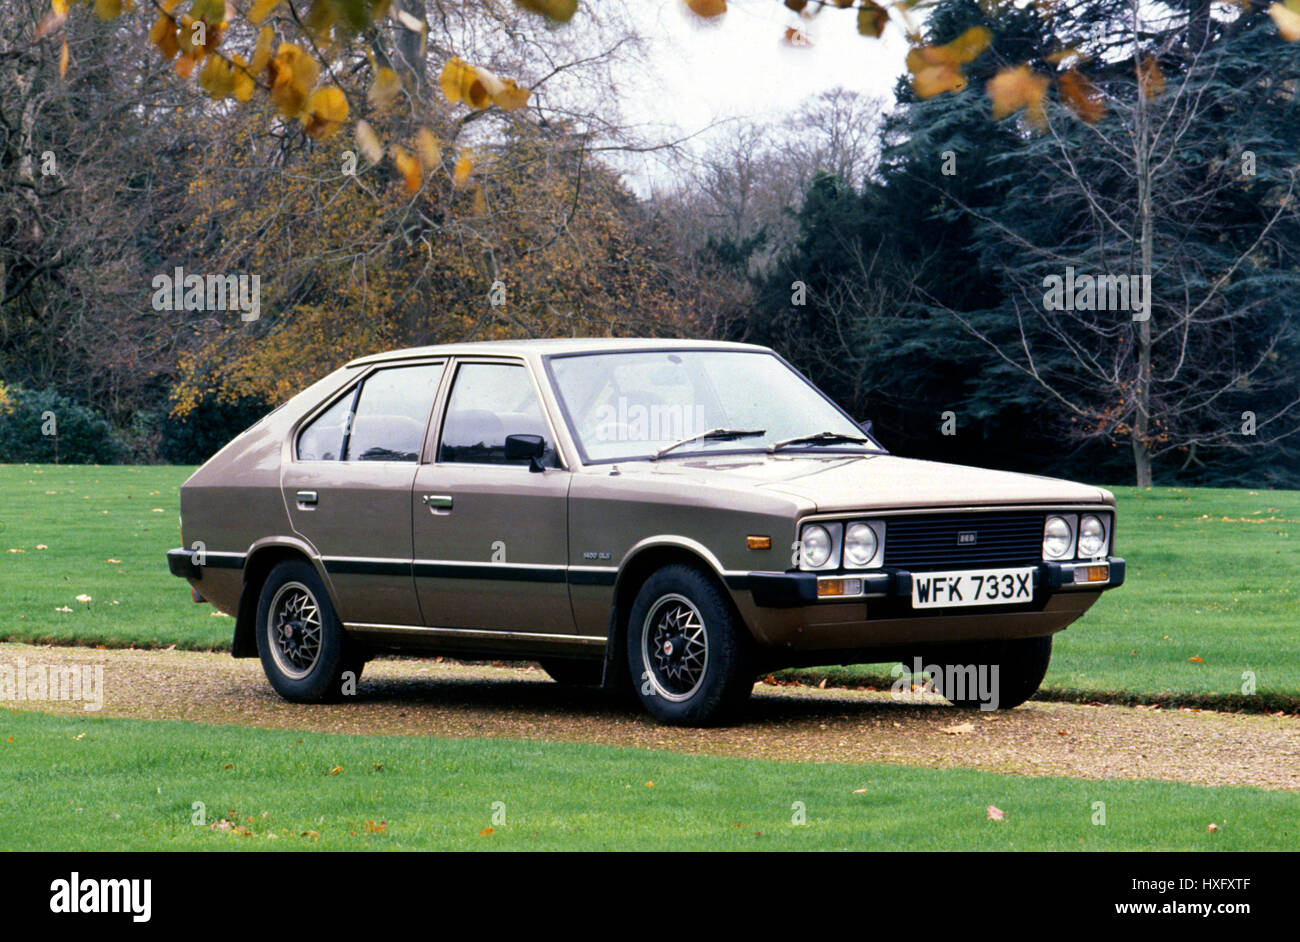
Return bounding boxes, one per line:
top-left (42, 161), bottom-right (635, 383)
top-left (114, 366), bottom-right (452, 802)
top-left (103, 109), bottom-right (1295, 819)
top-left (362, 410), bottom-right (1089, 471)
top-left (1189, 656), bottom-right (1204, 663)
top-left (941, 722), bottom-right (976, 735)
top-left (1207, 822), bottom-right (1220, 833)
top-left (479, 826), bottom-right (494, 837)
top-left (329, 765), bottom-right (342, 775)
top-left (987, 805), bottom-right (1006, 821)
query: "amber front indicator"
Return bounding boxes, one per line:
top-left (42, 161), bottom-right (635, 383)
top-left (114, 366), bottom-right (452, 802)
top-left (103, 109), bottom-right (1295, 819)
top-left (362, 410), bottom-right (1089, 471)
top-left (817, 577), bottom-right (863, 598)
top-left (1073, 564), bottom-right (1109, 584)
top-left (746, 535), bottom-right (772, 550)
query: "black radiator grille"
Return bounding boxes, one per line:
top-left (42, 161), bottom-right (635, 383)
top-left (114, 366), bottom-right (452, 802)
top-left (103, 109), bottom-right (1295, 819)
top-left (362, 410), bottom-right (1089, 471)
top-left (882, 512), bottom-right (1045, 569)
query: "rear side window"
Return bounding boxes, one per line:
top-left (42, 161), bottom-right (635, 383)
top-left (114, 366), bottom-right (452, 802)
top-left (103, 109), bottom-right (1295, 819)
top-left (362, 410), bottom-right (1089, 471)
top-left (347, 363), bottom-right (444, 461)
top-left (297, 393), bottom-right (352, 461)
top-left (296, 362), bottom-right (444, 462)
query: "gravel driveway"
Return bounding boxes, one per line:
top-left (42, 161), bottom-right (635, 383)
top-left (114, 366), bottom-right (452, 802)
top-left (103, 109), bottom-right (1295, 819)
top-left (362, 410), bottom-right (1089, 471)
top-left (4, 642), bottom-right (1297, 790)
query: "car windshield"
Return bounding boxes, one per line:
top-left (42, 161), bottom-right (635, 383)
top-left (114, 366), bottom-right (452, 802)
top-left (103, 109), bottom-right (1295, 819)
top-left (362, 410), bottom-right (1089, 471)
top-left (547, 349), bottom-right (882, 462)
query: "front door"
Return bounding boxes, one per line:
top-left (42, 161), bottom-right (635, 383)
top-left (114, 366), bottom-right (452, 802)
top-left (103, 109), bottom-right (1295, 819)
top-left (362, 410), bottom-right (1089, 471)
top-left (282, 360), bottom-right (446, 626)
top-left (412, 359), bottom-right (572, 634)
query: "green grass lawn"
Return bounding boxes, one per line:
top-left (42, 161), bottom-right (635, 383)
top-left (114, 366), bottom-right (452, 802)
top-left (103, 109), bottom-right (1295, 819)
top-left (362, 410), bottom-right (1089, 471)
top-left (1, 465), bottom-right (1296, 706)
top-left (0, 465), bottom-right (226, 650)
top-left (0, 709), bottom-right (1291, 851)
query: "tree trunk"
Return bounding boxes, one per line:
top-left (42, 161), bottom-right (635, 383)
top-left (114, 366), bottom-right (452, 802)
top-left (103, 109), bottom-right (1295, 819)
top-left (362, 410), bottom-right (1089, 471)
top-left (1132, 6), bottom-right (1154, 487)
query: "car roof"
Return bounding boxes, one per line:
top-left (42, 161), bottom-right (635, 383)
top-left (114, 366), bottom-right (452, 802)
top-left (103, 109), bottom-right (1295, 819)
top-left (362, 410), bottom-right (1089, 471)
top-left (345, 337), bottom-right (770, 367)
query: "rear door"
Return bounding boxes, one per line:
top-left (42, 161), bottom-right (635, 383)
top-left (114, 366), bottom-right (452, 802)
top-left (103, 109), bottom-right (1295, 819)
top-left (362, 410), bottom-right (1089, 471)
top-left (282, 360), bottom-right (447, 626)
top-left (411, 358), bottom-right (573, 633)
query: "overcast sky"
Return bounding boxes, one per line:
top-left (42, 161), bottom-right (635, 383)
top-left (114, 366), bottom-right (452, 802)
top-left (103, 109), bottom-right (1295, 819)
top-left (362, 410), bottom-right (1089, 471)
top-left (612, 0), bottom-right (914, 190)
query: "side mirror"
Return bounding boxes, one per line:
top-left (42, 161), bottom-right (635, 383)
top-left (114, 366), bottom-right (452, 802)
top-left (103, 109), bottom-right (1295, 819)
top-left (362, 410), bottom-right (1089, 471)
top-left (505, 433), bottom-right (547, 473)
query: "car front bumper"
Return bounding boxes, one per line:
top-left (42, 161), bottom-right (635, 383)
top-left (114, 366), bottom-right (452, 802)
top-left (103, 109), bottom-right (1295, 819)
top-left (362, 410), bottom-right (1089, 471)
top-left (730, 557), bottom-right (1124, 655)
top-left (734, 557), bottom-right (1125, 608)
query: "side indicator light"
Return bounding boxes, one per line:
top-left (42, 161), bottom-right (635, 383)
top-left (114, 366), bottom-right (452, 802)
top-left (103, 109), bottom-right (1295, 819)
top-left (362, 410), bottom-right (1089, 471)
top-left (746, 535), bottom-right (772, 550)
top-left (1073, 564), bottom-right (1109, 584)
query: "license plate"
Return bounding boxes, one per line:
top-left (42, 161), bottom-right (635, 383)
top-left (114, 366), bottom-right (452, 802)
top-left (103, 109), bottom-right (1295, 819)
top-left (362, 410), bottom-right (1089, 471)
top-left (910, 567), bottom-right (1035, 609)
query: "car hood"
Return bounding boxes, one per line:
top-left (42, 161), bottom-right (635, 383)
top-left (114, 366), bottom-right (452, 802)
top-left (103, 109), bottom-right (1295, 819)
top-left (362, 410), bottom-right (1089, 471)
top-left (617, 453), bottom-right (1112, 513)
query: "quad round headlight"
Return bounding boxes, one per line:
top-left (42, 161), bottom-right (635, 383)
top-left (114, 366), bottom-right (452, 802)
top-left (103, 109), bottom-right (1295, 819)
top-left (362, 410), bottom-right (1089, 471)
top-left (1042, 515), bottom-right (1074, 560)
top-left (843, 522), bottom-right (879, 568)
top-left (1078, 515), bottom-right (1107, 558)
top-left (799, 524), bottom-right (833, 569)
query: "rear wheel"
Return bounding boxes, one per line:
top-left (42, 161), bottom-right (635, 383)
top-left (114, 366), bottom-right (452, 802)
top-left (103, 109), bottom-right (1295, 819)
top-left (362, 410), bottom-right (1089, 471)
top-left (929, 635), bottom-right (1052, 710)
top-left (538, 658), bottom-right (603, 686)
top-left (255, 560), bottom-right (362, 703)
top-left (626, 564), bottom-right (752, 726)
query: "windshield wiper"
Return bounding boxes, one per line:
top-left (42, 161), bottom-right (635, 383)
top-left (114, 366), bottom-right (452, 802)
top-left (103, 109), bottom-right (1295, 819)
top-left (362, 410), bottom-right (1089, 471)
top-left (769, 431), bottom-right (875, 453)
top-left (651, 427), bottom-right (767, 460)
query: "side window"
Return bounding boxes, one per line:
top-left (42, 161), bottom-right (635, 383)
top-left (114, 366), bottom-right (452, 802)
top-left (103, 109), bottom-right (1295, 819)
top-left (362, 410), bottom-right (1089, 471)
top-left (346, 363), bottom-right (445, 461)
top-left (439, 362), bottom-right (553, 466)
top-left (297, 392), bottom-right (353, 461)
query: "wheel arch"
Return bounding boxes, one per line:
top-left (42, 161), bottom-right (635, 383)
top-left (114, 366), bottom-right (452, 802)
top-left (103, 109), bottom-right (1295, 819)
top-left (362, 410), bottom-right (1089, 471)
top-left (600, 538), bottom-right (749, 689)
top-left (232, 538), bottom-right (330, 658)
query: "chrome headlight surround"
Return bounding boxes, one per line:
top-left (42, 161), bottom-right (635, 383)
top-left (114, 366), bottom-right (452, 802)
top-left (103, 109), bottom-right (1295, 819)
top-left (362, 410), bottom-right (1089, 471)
top-left (797, 521), bottom-right (842, 571)
top-left (842, 520), bottom-right (885, 569)
top-left (1077, 513), bottom-right (1110, 559)
top-left (1042, 514), bottom-right (1077, 561)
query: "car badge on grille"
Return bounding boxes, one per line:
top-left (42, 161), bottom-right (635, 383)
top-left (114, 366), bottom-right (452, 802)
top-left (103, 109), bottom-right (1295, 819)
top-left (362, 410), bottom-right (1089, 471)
top-left (957, 531), bottom-right (978, 546)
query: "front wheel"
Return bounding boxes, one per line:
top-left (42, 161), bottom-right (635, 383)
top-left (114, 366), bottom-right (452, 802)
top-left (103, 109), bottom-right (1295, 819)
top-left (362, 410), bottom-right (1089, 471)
top-left (255, 560), bottom-right (363, 703)
top-left (626, 564), bottom-right (752, 726)
top-left (928, 635), bottom-right (1053, 710)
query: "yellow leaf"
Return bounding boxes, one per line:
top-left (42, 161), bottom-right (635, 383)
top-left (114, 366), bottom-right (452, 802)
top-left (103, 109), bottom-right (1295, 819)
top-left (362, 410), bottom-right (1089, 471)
top-left (1138, 55), bottom-right (1164, 99)
top-left (1270, 2), bottom-right (1300, 40)
top-left (491, 77), bottom-right (530, 110)
top-left (174, 52), bottom-right (198, 79)
top-left (248, 0), bottom-right (282, 24)
top-left (987, 64), bottom-right (1049, 126)
top-left (149, 13), bottom-right (179, 61)
top-left (94, 0), bottom-right (126, 21)
top-left (685, 0), bottom-right (726, 17)
top-left (198, 53), bottom-right (236, 99)
top-left (369, 66), bottom-right (402, 110)
top-left (231, 55), bottom-right (256, 102)
top-left (250, 26), bottom-right (274, 73)
top-left (393, 146), bottom-right (422, 193)
top-left (439, 57), bottom-right (472, 105)
top-left (514, 0), bottom-right (578, 22)
top-left (355, 119), bottom-right (383, 163)
top-left (453, 150), bottom-right (475, 185)
top-left (912, 64), bottom-right (965, 98)
top-left (267, 43), bottom-right (318, 117)
top-left (856, 1), bottom-right (889, 38)
top-left (415, 127), bottom-right (440, 170)
top-left (303, 85), bottom-right (349, 139)
top-left (58, 40), bottom-right (68, 77)
top-left (1058, 68), bottom-right (1104, 123)
top-left (52, 0), bottom-right (70, 14)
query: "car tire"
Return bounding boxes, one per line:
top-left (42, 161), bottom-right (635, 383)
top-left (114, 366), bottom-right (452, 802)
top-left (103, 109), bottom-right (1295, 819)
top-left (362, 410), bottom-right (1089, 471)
top-left (255, 559), bottom-right (362, 703)
top-left (929, 635), bottom-right (1052, 710)
top-left (626, 564), bottom-right (753, 726)
top-left (538, 658), bottom-right (604, 686)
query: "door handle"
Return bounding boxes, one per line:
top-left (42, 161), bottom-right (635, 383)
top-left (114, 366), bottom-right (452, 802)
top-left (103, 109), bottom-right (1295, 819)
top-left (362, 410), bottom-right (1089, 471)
top-left (296, 490), bottom-right (318, 506)
top-left (422, 494), bottom-right (453, 510)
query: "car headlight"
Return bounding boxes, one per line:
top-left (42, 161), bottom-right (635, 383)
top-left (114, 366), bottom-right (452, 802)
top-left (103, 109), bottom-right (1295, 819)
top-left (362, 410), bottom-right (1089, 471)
top-left (1042, 515), bottom-right (1075, 560)
top-left (1078, 515), bottom-right (1107, 558)
top-left (798, 523), bottom-right (837, 570)
top-left (843, 521), bottom-right (881, 568)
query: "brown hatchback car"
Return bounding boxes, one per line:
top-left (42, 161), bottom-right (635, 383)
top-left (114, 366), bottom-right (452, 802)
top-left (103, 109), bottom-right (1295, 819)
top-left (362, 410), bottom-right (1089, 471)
top-left (167, 339), bottom-right (1124, 725)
